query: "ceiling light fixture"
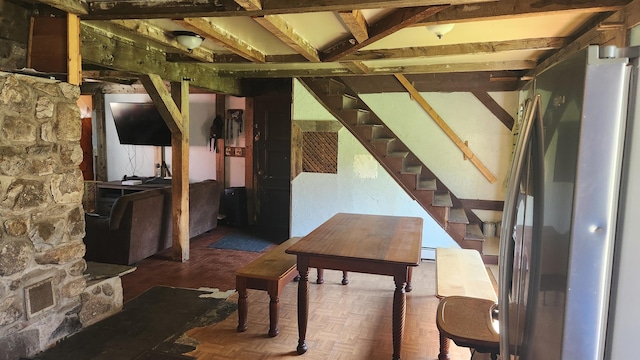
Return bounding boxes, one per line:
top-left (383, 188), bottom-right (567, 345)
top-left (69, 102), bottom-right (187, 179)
top-left (426, 24), bottom-right (455, 39)
top-left (173, 31), bottom-right (205, 50)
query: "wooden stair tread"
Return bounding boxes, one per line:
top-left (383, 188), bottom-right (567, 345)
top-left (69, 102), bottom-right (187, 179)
top-left (434, 192), bottom-right (453, 207)
top-left (465, 224), bottom-right (485, 241)
top-left (448, 208), bottom-right (469, 224)
top-left (402, 165), bottom-right (422, 174)
top-left (387, 151), bottom-right (409, 158)
top-left (417, 179), bottom-right (437, 190)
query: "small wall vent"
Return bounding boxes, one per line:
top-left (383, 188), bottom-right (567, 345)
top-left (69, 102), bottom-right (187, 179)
top-left (25, 278), bottom-right (55, 319)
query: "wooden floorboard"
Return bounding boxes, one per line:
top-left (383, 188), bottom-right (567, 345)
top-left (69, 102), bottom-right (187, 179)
top-left (121, 226), bottom-right (474, 359)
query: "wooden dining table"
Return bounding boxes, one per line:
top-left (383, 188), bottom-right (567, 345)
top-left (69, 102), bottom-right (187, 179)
top-left (285, 213), bottom-right (423, 360)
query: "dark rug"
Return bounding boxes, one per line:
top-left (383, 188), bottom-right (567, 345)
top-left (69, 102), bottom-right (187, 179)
top-left (207, 232), bottom-right (275, 252)
top-left (27, 286), bottom-right (237, 360)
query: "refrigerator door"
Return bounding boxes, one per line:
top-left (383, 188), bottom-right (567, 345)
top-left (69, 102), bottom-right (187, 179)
top-left (500, 46), bottom-right (631, 360)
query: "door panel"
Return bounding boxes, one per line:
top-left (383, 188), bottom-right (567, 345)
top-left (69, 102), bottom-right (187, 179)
top-left (254, 90), bottom-right (292, 240)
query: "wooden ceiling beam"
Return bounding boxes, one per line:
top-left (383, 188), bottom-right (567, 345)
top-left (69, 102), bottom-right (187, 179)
top-left (322, 5), bottom-right (448, 62)
top-left (341, 61), bottom-right (370, 74)
top-left (338, 10), bottom-right (369, 43)
top-left (79, 0), bottom-right (494, 20)
top-left (218, 60), bottom-right (536, 78)
top-left (417, 0), bottom-right (629, 25)
top-left (253, 15), bottom-right (321, 62)
top-left (234, 0), bottom-right (262, 11)
top-left (344, 37), bottom-right (569, 61)
top-left (342, 72), bottom-right (525, 93)
top-left (109, 19), bottom-right (214, 63)
top-left (80, 23), bottom-right (243, 94)
top-left (176, 18), bottom-right (266, 63)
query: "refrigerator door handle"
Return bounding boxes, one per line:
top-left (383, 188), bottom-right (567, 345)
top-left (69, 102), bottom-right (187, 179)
top-left (499, 94), bottom-right (542, 358)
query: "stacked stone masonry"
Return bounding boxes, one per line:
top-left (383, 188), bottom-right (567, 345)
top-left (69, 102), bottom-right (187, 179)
top-left (0, 72), bottom-right (91, 360)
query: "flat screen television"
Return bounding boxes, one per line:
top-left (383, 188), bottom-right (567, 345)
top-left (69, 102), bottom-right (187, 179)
top-left (110, 102), bottom-right (172, 146)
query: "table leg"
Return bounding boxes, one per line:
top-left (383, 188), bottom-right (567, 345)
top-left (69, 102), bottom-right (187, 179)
top-left (296, 259), bottom-right (309, 355)
top-left (392, 273), bottom-right (407, 360)
top-left (236, 276), bottom-right (248, 332)
top-left (316, 268), bottom-right (324, 284)
top-left (438, 332), bottom-right (450, 360)
top-left (405, 267), bottom-right (413, 292)
top-left (341, 271), bottom-right (349, 285)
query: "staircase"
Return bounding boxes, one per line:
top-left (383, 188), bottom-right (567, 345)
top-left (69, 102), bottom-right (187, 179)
top-left (299, 77), bottom-right (496, 263)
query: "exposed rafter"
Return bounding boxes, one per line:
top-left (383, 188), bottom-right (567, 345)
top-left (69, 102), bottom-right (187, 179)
top-left (176, 18), bottom-right (267, 63)
top-left (322, 5), bottom-right (448, 62)
top-left (253, 15), bottom-right (321, 62)
top-left (338, 10), bottom-right (369, 43)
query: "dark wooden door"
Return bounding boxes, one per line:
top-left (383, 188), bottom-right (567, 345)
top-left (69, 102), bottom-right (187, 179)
top-left (253, 92), bottom-right (292, 240)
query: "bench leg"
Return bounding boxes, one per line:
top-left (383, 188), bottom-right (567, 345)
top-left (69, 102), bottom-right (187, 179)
top-left (236, 276), bottom-right (248, 332)
top-left (438, 331), bottom-right (450, 360)
top-left (267, 288), bottom-right (280, 337)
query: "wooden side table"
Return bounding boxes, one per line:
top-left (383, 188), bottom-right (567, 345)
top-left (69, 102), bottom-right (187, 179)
top-left (436, 296), bottom-right (500, 360)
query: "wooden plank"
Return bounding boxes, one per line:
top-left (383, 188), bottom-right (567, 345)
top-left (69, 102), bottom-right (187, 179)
top-left (37, 0), bottom-right (88, 15)
top-left (170, 80), bottom-right (191, 262)
top-left (471, 91), bottom-right (515, 130)
top-left (338, 10), bottom-right (369, 43)
top-left (177, 18), bottom-right (266, 63)
top-left (67, 13), bottom-right (81, 85)
top-left (436, 248), bottom-right (497, 301)
top-left (322, 5), bottom-right (448, 62)
top-left (81, 0), bottom-right (495, 20)
top-left (28, 16), bottom-right (67, 73)
top-left (253, 15), bottom-right (320, 62)
top-left (394, 73), bottom-right (498, 183)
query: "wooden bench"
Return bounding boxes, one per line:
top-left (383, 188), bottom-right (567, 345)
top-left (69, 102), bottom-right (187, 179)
top-left (435, 248), bottom-right (499, 360)
top-left (235, 237), bottom-right (348, 337)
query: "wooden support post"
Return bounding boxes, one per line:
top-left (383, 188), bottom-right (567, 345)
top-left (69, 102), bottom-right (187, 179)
top-left (92, 92), bottom-right (107, 181)
top-left (140, 74), bottom-right (189, 262)
top-left (171, 79), bottom-right (190, 262)
top-left (67, 13), bottom-right (81, 85)
top-left (244, 97), bottom-right (255, 225)
top-left (394, 73), bottom-right (498, 184)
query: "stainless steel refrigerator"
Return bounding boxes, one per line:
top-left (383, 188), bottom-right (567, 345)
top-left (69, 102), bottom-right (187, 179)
top-left (498, 45), bottom-right (640, 359)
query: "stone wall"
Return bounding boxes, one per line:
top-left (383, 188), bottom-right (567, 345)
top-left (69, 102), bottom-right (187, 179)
top-left (0, 72), bottom-right (87, 359)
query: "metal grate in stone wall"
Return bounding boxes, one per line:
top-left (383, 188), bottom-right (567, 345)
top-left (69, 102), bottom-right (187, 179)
top-left (303, 132), bottom-right (338, 174)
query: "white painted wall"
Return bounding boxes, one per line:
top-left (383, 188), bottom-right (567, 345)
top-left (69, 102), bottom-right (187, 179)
top-left (103, 93), bottom-right (245, 184)
top-left (290, 79), bottom-right (518, 253)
